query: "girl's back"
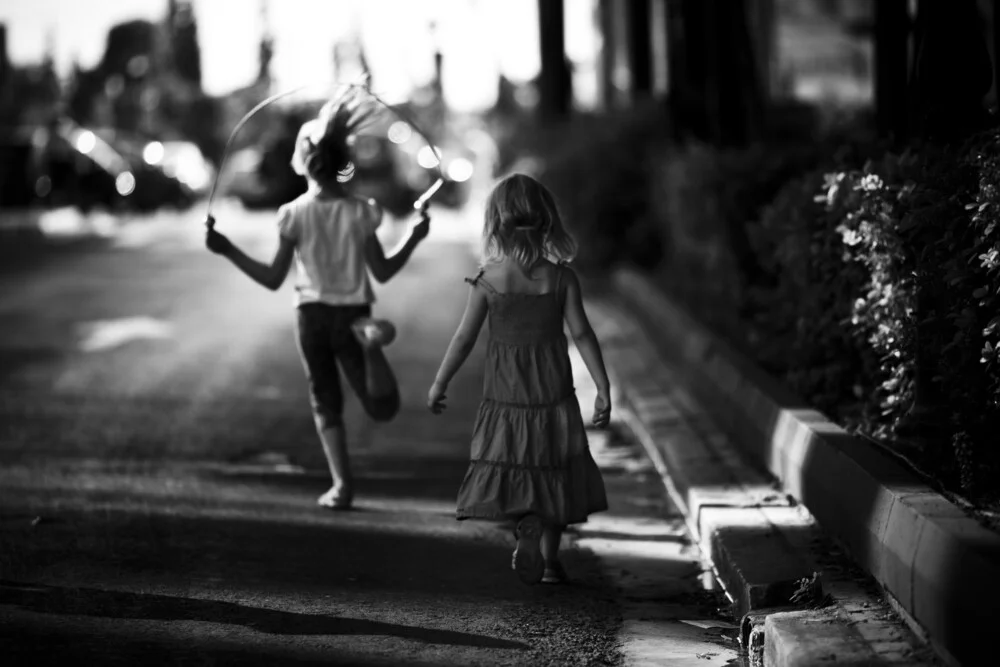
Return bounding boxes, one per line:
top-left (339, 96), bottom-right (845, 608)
top-left (278, 192), bottom-right (381, 306)
top-left (475, 260), bottom-right (565, 341)
top-left (472, 259), bottom-right (571, 404)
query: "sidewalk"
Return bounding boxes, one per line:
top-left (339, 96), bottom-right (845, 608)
top-left (582, 279), bottom-right (943, 667)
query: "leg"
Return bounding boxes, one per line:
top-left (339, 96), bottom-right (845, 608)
top-left (541, 524), bottom-right (568, 584)
top-left (512, 514), bottom-right (545, 584)
top-left (317, 423), bottom-right (353, 505)
top-left (361, 345), bottom-right (398, 401)
top-left (541, 525), bottom-right (564, 564)
top-left (340, 309), bottom-right (400, 422)
top-left (295, 306), bottom-right (352, 505)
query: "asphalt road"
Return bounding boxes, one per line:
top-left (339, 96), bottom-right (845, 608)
top-left (0, 200), bottom-right (742, 666)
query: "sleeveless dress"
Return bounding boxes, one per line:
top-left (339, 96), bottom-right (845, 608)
top-left (455, 265), bottom-right (608, 526)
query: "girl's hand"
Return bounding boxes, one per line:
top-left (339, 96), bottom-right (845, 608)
top-left (204, 216), bottom-right (232, 255)
top-left (412, 205), bottom-right (430, 241)
top-left (592, 391), bottom-right (611, 429)
top-left (427, 381), bottom-right (447, 414)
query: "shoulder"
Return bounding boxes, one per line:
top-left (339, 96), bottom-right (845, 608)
top-left (557, 262), bottom-right (580, 288)
top-left (290, 191), bottom-right (318, 208)
top-left (542, 258), bottom-right (574, 278)
top-left (479, 262), bottom-right (509, 287)
top-left (343, 195), bottom-right (381, 214)
top-left (464, 267), bottom-right (485, 287)
top-left (278, 192), bottom-right (314, 217)
top-left (344, 196), bottom-right (383, 231)
top-left (464, 265), bottom-right (498, 294)
top-left (277, 195), bottom-right (312, 238)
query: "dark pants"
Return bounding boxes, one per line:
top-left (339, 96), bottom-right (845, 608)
top-left (295, 303), bottom-right (400, 429)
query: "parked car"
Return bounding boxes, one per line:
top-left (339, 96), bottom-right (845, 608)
top-left (94, 130), bottom-right (199, 211)
top-left (0, 123), bottom-right (135, 213)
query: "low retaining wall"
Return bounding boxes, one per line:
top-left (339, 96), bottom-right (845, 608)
top-left (612, 266), bottom-right (1000, 667)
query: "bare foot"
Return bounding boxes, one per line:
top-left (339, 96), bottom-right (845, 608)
top-left (317, 486), bottom-right (353, 510)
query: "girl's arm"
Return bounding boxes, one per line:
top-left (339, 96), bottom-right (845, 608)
top-left (364, 209), bottom-right (430, 283)
top-left (206, 217), bottom-right (295, 291)
top-left (428, 284), bottom-right (488, 413)
top-left (562, 266), bottom-right (612, 427)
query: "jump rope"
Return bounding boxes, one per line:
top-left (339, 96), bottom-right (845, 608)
top-left (205, 78), bottom-right (445, 228)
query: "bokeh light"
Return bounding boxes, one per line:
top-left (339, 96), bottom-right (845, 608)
top-left (387, 121), bottom-right (413, 145)
top-left (143, 141), bottom-right (165, 166)
top-left (417, 145), bottom-right (440, 169)
top-left (446, 157), bottom-right (474, 183)
top-left (115, 171), bottom-right (136, 197)
top-left (74, 130), bottom-right (96, 155)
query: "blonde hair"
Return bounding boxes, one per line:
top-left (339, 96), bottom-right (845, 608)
top-left (481, 173), bottom-right (577, 268)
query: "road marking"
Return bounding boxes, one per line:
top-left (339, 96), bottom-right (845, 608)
top-left (77, 316), bottom-right (174, 352)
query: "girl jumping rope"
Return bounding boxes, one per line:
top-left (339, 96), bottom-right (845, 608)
top-left (205, 90), bottom-right (430, 510)
top-left (428, 173), bottom-right (610, 585)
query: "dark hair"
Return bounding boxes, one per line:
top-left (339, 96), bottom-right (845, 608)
top-left (291, 86), bottom-right (377, 186)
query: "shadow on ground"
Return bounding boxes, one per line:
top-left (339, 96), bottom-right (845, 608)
top-left (0, 622), bottom-right (477, 667)
top-left (0, 580), bottom-right (525, 648)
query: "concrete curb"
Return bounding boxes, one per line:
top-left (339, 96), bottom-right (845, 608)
top-left (590, 294), bottom-right (934, 666)
top-left (611, 266), bottom-right (1000, 667)
top-left (587, 296), bottom-right (894, 666)
top-left (613, 358), bottom-right (817, 622)
top-left (764, 609), bottom-right (878, 667)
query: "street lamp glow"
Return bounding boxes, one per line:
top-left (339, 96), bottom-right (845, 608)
top-left (417, 145), bottom-right (440, 169)
top-left (75, 130), bottom-right (96, 154)
top-left (446, 157), bottom-right (474, 183)
top-left (143, 141), bottom-right (164, 165)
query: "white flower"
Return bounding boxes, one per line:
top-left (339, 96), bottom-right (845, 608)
top-left (859, 174), bottom-right (884, 192)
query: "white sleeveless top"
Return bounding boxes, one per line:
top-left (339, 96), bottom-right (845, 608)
top-left (276, 192), bottom-right (382, 307)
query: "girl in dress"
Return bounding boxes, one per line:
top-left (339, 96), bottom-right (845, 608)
top-left (427, 173), bottom-right (610, 584)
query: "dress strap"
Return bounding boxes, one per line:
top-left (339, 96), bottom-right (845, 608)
top-left (463, 269), bottom-right (484, 285)
top-left (464, 269), bottom-right (499, 295)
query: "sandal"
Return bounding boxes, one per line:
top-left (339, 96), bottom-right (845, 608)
top-left (317, 487), bottom-right (353, 510)
top-left (511, 515), bottom-right (544, 584)
top-left (351, 317), bottom-right (397, 348)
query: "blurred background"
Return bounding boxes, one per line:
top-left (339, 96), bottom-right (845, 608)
top-left (0, 0), bottom-right (885, 225)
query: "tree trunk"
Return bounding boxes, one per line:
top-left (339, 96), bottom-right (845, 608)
top-left (703, 0), bottom-right (764, 147)
top-left (666, 0), bottom-right (763, 146)
top-left (994, 0), bottom-right (1000, 112)
top-left (627, 0), bottom-right (653, 98)
top-left (538, 0), bottom-right (572, 121)
top-left (664, 0), bottom-right (709, 140)
top-left (874, 0), bottom-right (910, 142)
top-left (910, 0), bottom-right (992, 140)
top-left (598, 0), bottom-right (617, 109)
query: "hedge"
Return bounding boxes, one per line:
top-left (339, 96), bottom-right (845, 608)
top-left (531, 108), bottom-right (1000, 504)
